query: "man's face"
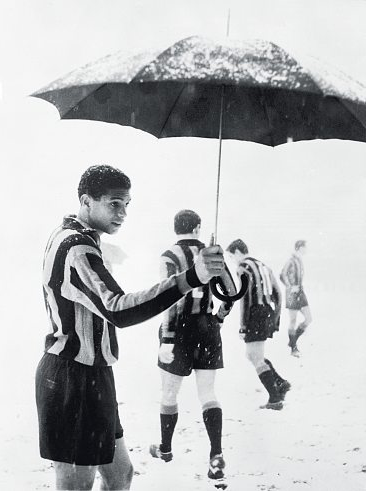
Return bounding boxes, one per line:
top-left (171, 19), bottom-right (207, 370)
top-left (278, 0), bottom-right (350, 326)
top-left (299, 245), bottom-right (307, 256)
top-left (86, 188), bottom-right (131, 235)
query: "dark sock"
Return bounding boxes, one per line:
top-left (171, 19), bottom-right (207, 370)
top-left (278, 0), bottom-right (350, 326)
top-left (258, 370), bottom-right (281, 403)
top-left (203, 407), bottom-right (222, 458)
top-left (295, 322), bottom-right (306, 343)
top-left (160, 413), bottom-right (178, 453)
top-left (264, 358), bottom-right (285, 385)
top-left (288, 332), bottom-right (297, 349)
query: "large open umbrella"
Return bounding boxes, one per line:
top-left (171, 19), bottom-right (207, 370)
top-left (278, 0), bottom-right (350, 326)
top-left (32, 35), bottom-right (366, 300)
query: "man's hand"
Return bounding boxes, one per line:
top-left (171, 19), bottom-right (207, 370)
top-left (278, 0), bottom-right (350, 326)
top-left (291, 285), bottom-right (300, 293)
top-left (194, 245), bottom-right (225, 284)
top-left (158, 343), bottom-right (175, 364)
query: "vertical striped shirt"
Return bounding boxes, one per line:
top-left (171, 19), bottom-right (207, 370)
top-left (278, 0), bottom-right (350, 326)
top-left (42, 216), bottom-right (203, 366)
top-left (280, 254), bottom-right (304, 288)
top-left (238, 257), bottom-right (281, 328)
top-left (160, 239), bottom-right (214, 343)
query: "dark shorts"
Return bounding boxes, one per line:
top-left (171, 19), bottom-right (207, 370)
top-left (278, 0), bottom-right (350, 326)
top-left (158, 314), bottom-right (224, 376)
top-left (286, 289), bottom-right (309, 310)
top-left (35, 353), bottom-right (123, 466)
top-left (244, 304), bottom-right (279, 343)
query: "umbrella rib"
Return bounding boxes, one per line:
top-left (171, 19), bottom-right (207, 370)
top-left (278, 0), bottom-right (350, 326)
top-left (158, 83), bottom-right (186, 138)
top-left (61, 83), bottom-right (105, 119)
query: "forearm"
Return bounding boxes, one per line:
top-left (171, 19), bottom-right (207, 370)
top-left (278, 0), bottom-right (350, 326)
top-left (65, 247), bottom-right (203, 328)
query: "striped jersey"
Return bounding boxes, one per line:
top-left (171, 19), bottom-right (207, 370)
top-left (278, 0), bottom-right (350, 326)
top-left (42, 216), bottom-right (202, 366)
top-left (160, 239), bottom-right (214, 342)
top-left (238, 257), bottom-right (281, 328)
top-left (280, 254), bottom-right (304, 288)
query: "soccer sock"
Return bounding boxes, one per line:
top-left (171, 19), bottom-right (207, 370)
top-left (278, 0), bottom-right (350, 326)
top-left (288, 331), bottom-right (297, 349)
top-left (160, 404), bottom-right (178, 453)
top-left (258, 369), bottom-right (281, 403)
top-left (202, 402), bottom-right (222, 459)
top-left (264, 358), bottom-right (285, 385)
top-left (295, 322), bottom-right (306, 343)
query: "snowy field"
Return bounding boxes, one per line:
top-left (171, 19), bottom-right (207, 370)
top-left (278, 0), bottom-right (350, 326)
top-left (2, 2), bottom-right (366, 489)
top-left (1, 272), bottom-right (365, 491)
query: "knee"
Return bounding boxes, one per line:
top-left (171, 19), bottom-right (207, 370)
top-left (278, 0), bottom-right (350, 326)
top-left (161, 388), bottom-right (178, 406)
top-left (102, 462), bottom-right (134, 490)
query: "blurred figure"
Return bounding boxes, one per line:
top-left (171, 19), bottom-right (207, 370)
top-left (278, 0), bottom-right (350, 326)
top-left (226, 239), bottom-right (291, 410)
top-left (150, 210), bottom-right (233, 485)
top-left (280, 240), bottom-right (312, 357)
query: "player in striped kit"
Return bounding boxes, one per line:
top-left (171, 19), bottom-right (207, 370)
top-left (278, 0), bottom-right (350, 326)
top-left (36, 167), bottom-right (226, 491)
top-left (226, 239), bottom-right (290, 410)
top-left (280, 240), bottom-right (312, 357)
top-left (150, 210), bottom-right (232, 484)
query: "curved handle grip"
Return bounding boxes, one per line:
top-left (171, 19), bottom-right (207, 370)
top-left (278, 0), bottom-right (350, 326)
top-left (210, 271), bottom-right (248, 302)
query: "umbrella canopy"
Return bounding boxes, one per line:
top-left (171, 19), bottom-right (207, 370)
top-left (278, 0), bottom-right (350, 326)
top-left (33, 35), bottom-right (366, 145)
top-left (33, 36), bottom-right (366, 301)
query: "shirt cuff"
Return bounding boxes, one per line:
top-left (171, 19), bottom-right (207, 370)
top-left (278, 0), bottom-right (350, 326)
top-left (176, 266), bottom-right (203, 294)
top-left (161, 338), bottom-right (175, 344)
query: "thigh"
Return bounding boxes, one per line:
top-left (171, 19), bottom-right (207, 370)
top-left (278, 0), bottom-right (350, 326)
top-left (54, 461), bottom-right (97, 490)
top-left (245, 341), bottom-right (266, 365)
top-left (160, 368), bottom-right (184, 405)
top-left (195, 369), bottom-right (216, 392)
top-left (98, 437), bottom-right (133, 491)
top-left (288, 309), bottom-right (298, 324)
top-left (195, 369), bottom-right (217, 403)
top-left (300, 305), bottom-right (312, 325)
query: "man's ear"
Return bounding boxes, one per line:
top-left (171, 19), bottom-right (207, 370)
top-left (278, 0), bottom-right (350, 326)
top-left (80, 194), bottom-right (91, 207)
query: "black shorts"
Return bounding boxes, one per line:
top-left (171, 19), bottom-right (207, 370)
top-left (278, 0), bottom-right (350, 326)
top-left (286, 289), bottom-right (309, 310)
top-left (244, 304), bottom-right (279, 343)
top-left (35, 353), bottom-right (123, 466)
top-left (158, 314), bottom-right (224, 376)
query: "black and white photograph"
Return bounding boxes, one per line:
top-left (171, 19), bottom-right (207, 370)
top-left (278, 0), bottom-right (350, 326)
top-left (1, 1), bottom-right (366, 489)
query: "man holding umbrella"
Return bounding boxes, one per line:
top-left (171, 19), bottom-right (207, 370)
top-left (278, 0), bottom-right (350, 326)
top-left (35, 166), bottom-right (226, 491)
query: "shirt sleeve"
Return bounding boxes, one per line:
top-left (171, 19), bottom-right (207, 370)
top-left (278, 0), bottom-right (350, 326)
top-left (280, 260), bottom-right (292, 287)
top-left (61, 243), bottom-right (202, 328)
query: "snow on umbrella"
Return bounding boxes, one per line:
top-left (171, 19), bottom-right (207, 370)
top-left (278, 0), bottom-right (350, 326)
top-left (32, 35), bottom-right (366, 300)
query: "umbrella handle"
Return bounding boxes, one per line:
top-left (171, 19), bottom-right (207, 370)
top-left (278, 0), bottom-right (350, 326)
top-left (210, 272), bottom-right (248, 302)
top-left (209, 232), bottom-right (248, 302)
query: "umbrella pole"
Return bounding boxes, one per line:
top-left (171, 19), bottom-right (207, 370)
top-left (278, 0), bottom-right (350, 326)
top-left (213, 85), bottom-right (225, 244)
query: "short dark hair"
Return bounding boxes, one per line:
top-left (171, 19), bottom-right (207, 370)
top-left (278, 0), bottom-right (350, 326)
top-left (78, 165), bottom-right (131, 200)
top-left (226, 239), bottom-right (248, 255)
top-left (295, 240), bottom-right (306, 250)
top-left (174, 210), bottom-right (201, 234)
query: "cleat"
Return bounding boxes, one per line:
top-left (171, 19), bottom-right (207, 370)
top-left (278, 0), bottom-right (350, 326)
top-left (149, 444), bottom-right (173, 462)
top-left (277, 380), bottom-right (291, 400)
top-left (208, 454), bottom-right (226, 481)
top-left (291, 347), bottom-right (301, 358)
top-left (260, 400), bottom-right (283, 410)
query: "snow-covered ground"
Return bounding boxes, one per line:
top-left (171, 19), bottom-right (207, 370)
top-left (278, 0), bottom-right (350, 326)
top-left (1, 273), bottom-right (365, 491)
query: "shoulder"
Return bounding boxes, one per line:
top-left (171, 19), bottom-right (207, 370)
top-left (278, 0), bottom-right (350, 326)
top-left (161, 244), bottom-right (182, 265)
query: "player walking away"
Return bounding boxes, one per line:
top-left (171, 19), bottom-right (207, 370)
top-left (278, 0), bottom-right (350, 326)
top-left (280, 240), bottom-right (312, 357)
top-left (150, 210), bottom-right (233, 485)
top-left (36, 167), bottom-right (226, 491)
top-left (226, 239), bottom-right (291, 410)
